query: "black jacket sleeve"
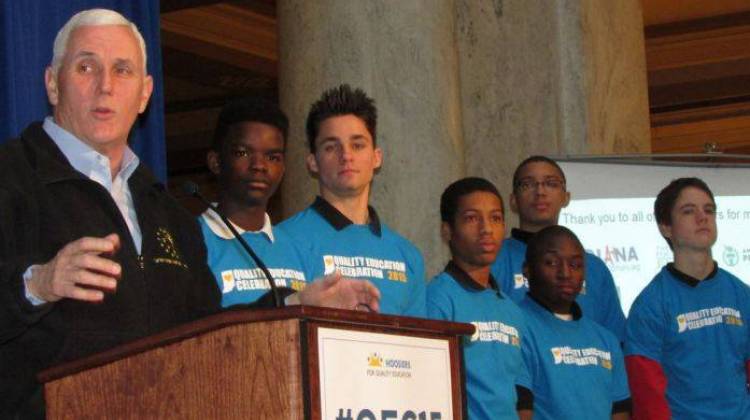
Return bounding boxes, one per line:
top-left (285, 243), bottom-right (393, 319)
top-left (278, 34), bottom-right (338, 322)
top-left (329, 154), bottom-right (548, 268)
top-left (0, 171), bottom-right (55, 344)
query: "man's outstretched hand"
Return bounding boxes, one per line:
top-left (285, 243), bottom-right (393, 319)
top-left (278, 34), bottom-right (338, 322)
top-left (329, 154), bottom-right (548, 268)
top-left (27, 234), bottom-right (121, 303)
top-left (287, 271), bottom-right (381, 312)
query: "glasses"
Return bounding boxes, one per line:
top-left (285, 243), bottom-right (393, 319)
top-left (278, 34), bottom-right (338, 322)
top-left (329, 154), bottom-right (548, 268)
top-left (515, 178), bottom-right (565, 193)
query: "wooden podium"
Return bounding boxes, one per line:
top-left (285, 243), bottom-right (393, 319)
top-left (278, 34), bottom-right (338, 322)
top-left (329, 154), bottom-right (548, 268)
top-left (39, 306), bottom-right (473, 419)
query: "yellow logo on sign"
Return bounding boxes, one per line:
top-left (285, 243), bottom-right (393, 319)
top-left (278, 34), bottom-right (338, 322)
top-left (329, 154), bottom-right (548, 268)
top-left (367, 353), bottom-right (383, 367)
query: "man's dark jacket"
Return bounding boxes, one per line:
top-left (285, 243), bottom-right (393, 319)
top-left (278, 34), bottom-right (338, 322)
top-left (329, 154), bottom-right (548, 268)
top-left (0, 123), bottom-right (224, 417)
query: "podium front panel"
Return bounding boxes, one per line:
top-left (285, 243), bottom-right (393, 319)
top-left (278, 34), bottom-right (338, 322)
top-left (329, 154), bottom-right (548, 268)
top-left (305, 321), bottom-right (465, 420)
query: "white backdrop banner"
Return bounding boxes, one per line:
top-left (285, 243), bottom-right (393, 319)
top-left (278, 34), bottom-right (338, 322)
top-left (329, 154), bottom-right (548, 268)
top-left (561, 196), bottom-right (749, 314)
top-left (558, 159), bottom-right (750, 315)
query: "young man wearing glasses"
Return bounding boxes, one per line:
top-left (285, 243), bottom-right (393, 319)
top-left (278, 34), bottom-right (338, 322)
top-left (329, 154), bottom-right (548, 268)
top-left (490, 156), bottom-right (626, 340)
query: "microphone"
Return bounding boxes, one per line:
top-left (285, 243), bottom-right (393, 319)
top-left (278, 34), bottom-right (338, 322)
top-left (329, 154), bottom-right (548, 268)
top-left (183, 181), bottom-right (283, 308)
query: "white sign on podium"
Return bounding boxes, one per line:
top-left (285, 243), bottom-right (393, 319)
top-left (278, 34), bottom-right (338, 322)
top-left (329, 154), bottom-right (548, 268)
top-left (318, 327), bottom-right (454, 420)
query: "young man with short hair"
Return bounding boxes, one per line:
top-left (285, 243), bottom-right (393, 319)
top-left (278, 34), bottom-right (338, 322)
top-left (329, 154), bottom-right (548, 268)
top-left (491, 156), bottom-right (626, 339)
top-left (279, 84), bottom-right (426, 316)
top-left (625, 178), bottom-right (750, 419)
top-left (428, 177), bottom-right (531, 420)
top-left (200, 98), bottom-right (311, 306)
top-left (518, 226), bottom-right (630, 420)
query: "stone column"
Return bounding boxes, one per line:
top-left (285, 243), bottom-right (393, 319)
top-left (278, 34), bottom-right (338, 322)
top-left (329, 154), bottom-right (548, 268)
top-left (278, 0), bottom-right (465, 274)
top-left (580, 0), bottom-right (651, 154)
top-left (456, 0), bottom-right (651, 226)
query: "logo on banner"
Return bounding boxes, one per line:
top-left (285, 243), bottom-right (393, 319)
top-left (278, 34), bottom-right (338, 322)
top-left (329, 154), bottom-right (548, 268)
top-left (723, 246), bottom-right (739, 267)
top-left (589, 245), bottom-right (640, 273)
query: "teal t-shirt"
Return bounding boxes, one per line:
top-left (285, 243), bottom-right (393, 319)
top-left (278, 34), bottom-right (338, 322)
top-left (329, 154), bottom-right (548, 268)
top-left (428, 263), bottom-right (528, 420)
top-left (625, 264), bottom-right (750, 420)
top-left (278, 197), bottom-right (426, 317)
top-left (199, 210), bottom-right (311, 307)
top-left (518, 296), bottom-right (629, 420)
top-left (491, 230), bottom-right (626, 341)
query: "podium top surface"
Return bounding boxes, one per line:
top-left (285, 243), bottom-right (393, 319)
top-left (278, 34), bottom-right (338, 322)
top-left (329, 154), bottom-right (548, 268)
top-left (39, 305), bottom-right (473, 383)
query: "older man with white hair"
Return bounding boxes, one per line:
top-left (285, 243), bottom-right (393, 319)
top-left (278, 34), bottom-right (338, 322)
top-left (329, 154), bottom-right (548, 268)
top-left (0, 9), bottom-right (379, 418)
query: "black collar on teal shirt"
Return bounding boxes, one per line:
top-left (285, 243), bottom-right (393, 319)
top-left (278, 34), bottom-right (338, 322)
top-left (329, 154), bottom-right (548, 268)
top-left (511, 228), bottom-right (535, 244)
top-left (444, 260), bottom-right (502, 297)
top-left (311, 196), bottom-right (382, 237)
top-left (666, 261), bottom-right (718, 288)
top-left (527, 292), bottom-right (583, 321)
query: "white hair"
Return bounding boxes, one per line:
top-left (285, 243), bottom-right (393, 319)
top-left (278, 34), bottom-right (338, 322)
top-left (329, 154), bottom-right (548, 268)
top-left (50, 8), bottom-right (148, 76)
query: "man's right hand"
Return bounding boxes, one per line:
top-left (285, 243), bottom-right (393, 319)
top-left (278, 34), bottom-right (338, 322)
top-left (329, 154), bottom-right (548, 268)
top-left (26, 233), bottom-right (122, 303)
top-left (288, 271), bottom-right (381, 312)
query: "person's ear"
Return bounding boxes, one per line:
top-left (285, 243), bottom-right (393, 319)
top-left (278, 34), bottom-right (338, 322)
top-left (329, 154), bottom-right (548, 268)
top-left (373, 147), bottom-right (383, 170)
top-left (138, 75), bottom-right (154, 113)
top-left (206, 150), bottom-right (221, 176)
top-left (306, 153), bottom-right (319, 175)
top-left (44, 67), bottom-right (59, 106)
top-left (509, 192), bottom-right (519, 215)
top-left (658, 223), bottom-right (673, 241)
top-left (562, 190), bottom-right (571, 208)
top-left (440, 221), bottom-right (452, 244)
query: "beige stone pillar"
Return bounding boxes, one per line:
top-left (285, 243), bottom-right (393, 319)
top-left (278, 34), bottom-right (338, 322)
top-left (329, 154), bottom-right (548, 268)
top-left (456, 0), bottom-right (651, 227)
top-left (560, 0), bottom-right (651, 155)
top-left (277, 0), bottom-right (465, 275)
